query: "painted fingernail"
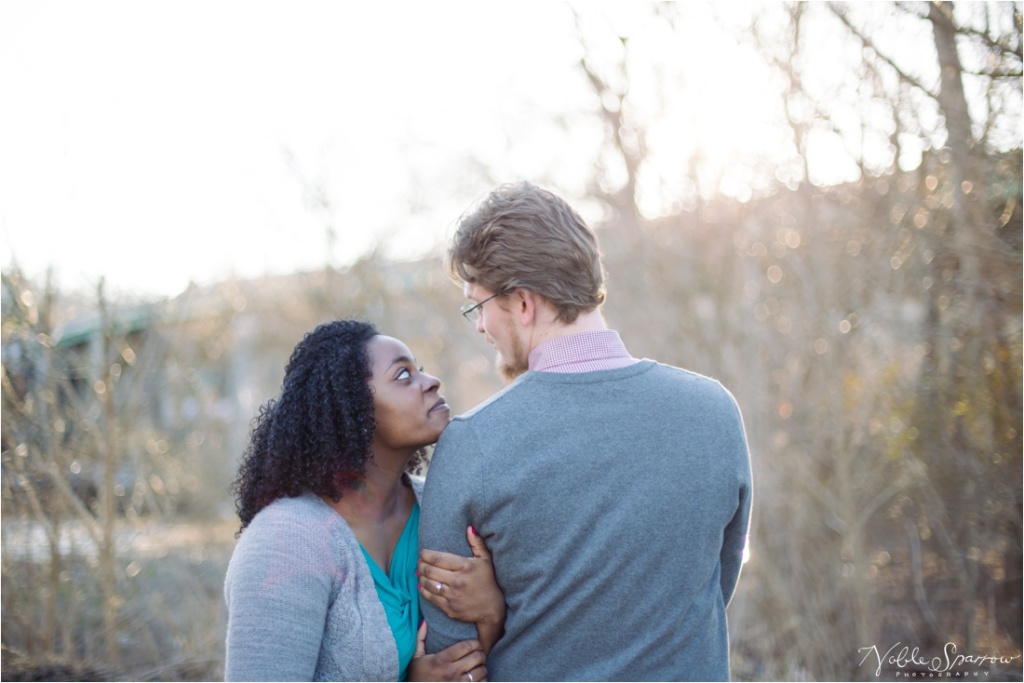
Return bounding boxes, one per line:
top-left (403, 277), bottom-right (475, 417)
top-left (417, 584), bottom-right (422, 590)
top-left (470, 526), bottom-right (477, 535)
top-left (415, 570), bottom-right (420, 576)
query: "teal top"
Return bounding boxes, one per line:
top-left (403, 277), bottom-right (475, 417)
top-left (359, 503), bottom-right (421, 681)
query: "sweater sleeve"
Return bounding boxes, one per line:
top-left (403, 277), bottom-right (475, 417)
top-left (718, 391), bottom-right (753, 607)
top-left (419, 420), bottom-right (483, 654)
top-left (224, 508), bottom-right (338, 681)
top-left (720, 476), bottom-right (751, 606)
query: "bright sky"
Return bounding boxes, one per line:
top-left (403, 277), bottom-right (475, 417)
top-left (1, 1), bottom-right (888, 300)
top-left (2, 1), bottom-right (592, 298)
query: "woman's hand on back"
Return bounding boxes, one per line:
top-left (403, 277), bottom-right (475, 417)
top-left (407, 621), bottom-right (487, 682)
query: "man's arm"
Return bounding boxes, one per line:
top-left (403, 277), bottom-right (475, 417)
top-left (419, 421), bottom-right (483, 653)
top-left (720, 477), bottom-right (751, 606)
top-left (719, 394), bottom-right (753, 606)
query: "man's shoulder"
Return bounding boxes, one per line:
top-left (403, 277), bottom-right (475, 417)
top-left (451, 361), bottom-right (738, 415)
top-left (647, 361), bottom-right (738, 401)
top-left (432, 380), bottom-right (539, 465)
top-left (450, 378), bottom-right (528, 424)
top-left (446, 361), bottom-right (740, 428)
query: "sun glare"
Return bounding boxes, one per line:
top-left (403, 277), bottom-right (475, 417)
top-left (1, 2), bottom-right (977, 296)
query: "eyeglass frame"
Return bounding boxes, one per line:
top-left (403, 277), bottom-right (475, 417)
top-left (460, 290), bottom-right (508, 321)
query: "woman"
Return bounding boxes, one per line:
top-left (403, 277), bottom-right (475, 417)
top-left (224, 320), bottom-right (504, 681)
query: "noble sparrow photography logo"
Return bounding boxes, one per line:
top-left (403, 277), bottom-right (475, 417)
top-left (858, 642), bottom-right (1021, 678)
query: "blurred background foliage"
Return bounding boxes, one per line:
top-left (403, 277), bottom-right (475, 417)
top-left (2, 2), bottom-right (1021, 680)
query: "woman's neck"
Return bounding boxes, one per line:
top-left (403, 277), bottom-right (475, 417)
top-left (325, 456), bottom-right (411, 523)
top-left (324, 456), bottom-right (416, 572)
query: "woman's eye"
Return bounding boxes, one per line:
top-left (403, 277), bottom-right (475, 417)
top-left (396, 368), bottom-right (411, 381)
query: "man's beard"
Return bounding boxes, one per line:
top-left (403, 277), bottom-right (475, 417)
top-left (496, 328), bottom-right (529, 384)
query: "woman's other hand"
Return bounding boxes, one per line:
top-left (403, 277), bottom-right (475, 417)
top-left (407, 621), bottom-right (488, 682)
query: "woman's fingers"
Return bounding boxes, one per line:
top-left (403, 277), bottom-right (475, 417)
top-left (419, 579), bottom-right (453, 617)
top-left (417, 562), bottom-right (462, 588)
top-left (419, 530), bottom-right (501, 623)
top-left (465, 526), bottom-right (492, 561)
top-left (418, 564), bottom-right (463, 606)
top-left (414, 620), bottom-right (428, 658)
top-left (435, 638), bottom-right (482, 663)
top-left (451, 645), bottom-right (486, 675)
top-left (411, 636), bottom-right (484, 682)
top-left (419, 528), bottom-right (491, 587)
top-left (428, 638), bottom-right (485, 682)
top-left (419, 548), bottom-right (470, 571)
top-left (418, 532), bottom-right (491, 587)
top-left (419, 579), bottom-right (444, 599)
top-left (464, 664), bottom-right (488, 682)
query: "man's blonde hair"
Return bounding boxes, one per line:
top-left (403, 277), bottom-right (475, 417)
top-left (445, 182), bottom-right (606, 323)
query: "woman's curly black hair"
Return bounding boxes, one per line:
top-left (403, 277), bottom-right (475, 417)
top-left (231, 319), bottom-right (380, 533)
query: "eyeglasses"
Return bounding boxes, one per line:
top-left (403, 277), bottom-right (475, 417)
top-left (460, 291), bottom-right (506, 321)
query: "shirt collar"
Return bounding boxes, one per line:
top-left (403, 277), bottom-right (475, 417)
top-left (527, 329), bottom-right (636, 373)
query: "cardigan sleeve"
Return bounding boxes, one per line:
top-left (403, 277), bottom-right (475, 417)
top-left (224, 507), bottom-right (339, 682)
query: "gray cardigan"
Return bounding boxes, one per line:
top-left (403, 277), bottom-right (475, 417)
top-left (420, 360), bottom-right (752, 681)
top-left (224, 479), bottom-right (423, 682)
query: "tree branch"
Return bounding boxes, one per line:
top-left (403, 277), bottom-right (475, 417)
top-left (961, 66), bottom-right (1024, 79)
top-left (828, 3), bottom-right (939, 99)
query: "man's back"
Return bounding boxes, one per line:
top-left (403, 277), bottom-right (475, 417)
top-left (420, 360), bottom-right (752, 681)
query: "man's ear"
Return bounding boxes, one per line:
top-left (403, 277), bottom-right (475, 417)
top-left (512, 288), bottom-right (538, 326)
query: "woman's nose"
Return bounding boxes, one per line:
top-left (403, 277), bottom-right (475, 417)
top-left (422, 372), bottom-right (441, 392)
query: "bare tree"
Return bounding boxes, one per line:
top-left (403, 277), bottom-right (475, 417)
top-left (567, 1), bottom-right (1021, 677)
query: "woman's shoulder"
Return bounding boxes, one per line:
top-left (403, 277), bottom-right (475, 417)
top-left (234, 493), bottom-right (360, 561)
top-left (226, 493), bottom-right (368, 603)
top-left (248, 492), bottom-right (333, 526)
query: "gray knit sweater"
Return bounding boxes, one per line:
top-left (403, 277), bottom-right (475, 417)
top-left (420, 360), bottom-right (752, 682)
top-left (224, 479), bottom-right (424, 681)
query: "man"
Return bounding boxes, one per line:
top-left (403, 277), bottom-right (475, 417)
top-left (419, 181), bottom-right (752, 681)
